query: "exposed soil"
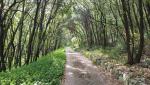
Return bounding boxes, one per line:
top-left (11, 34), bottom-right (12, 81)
top-left (62, 48), bottom-right (123, 85)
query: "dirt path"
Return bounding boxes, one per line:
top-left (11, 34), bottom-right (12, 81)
top-left (62, 48), bottom-right (122, 85)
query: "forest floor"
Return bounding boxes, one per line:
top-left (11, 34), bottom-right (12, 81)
top-left (81, 48), bottom-right (150, 85)
top-left (62, 47), bottom-right (122, 85)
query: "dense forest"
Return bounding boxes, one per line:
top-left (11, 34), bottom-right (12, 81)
top-left (0, 0), bottom-right (65, 72)
top-left (0, 0), bottom-right (150, 85)
top-left (67, 0), bottom-right (150, 65)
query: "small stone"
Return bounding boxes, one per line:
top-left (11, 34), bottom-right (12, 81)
top-left (96, 59), bottom-right (101, 65)
top-left (130, 79), bottom-right (137, 84)
top-left (123, 72), bottom-right (130, 81)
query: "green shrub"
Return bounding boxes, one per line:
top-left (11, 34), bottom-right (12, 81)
top-left (0, 49), bottom-right (66, 85)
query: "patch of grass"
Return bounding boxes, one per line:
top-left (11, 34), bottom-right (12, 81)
top-left (81, 45), bottom-right (127, 64)
top-left (0, 49), bottom-right (66, 85)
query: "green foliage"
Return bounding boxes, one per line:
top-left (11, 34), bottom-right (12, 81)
top-left (82, 43), bottom-right (127, 64)
top-left (103, 44), bottom-right (124, 60)
top-left (0, 49), bottom-right (66, 85)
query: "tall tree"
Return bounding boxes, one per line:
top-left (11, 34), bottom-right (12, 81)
top-left (135, 0), bottom-right (145, 63)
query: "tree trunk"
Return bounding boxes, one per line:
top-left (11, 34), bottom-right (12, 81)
top-left (121, 0), bottom-right (134, 65)
top-left (0, 1), bottom-right (6, 71)
top-left (26, 0), bottom-right (41, 64)
top-left (135, 0), bottom-right (144, 63)
top-left (35, 0), bottom-right (47, 61)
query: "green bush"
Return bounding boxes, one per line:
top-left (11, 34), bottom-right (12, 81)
top-left (0, 49), bottom-right (66, 85)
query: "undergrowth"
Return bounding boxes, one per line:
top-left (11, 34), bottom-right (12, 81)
top-left (81, 44), bottom-right (127, 64)
top-left (0, 49), bottom-right (66, 85)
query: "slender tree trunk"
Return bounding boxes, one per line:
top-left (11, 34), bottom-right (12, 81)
top-left (121, 0), bottom-right (134, 65)
top-left (135, 0), bottom-right (145, 63)
top-left (0, 0), bottom-right (6, 71)
top-left (26, 0), bottom-right (41, 64)
top-left (35, 0), bottom-right (47, 61)
top-left (17, 0), bottom-right (25, 67)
